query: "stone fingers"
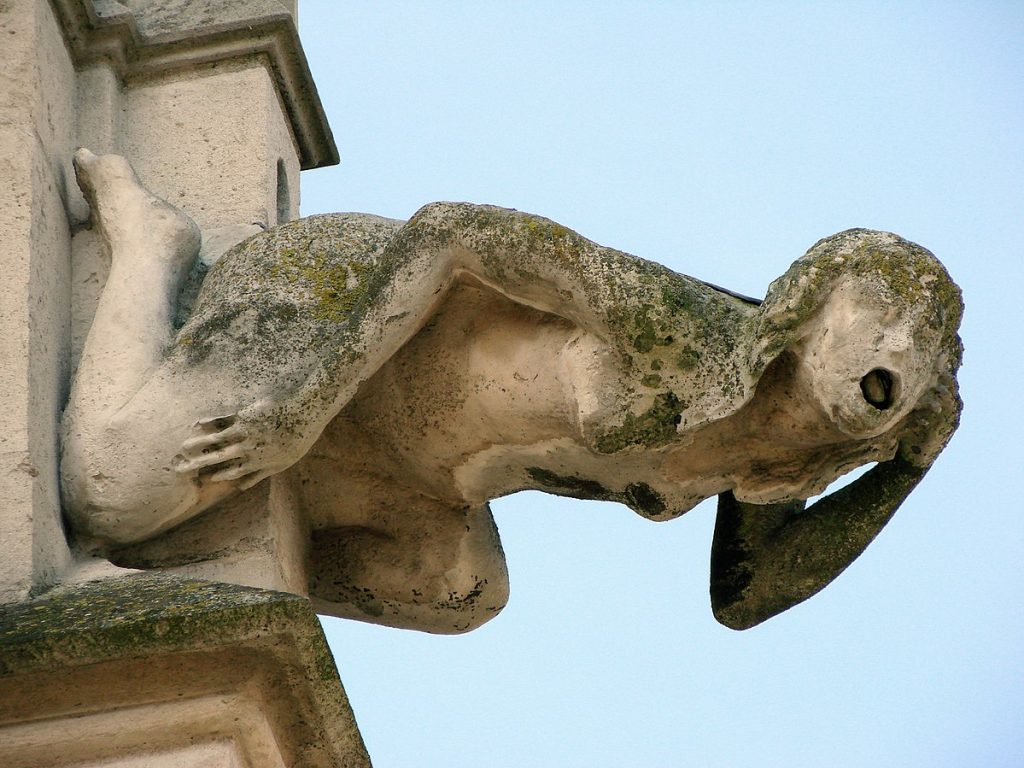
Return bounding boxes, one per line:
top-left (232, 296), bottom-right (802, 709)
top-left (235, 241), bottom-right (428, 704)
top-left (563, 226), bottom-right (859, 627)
top-left (175, 441), bottom-right (252, 473)
top-left (205, 463), bottom-right (261, 485)
top-left (175, 418), bottom-right (257, 476)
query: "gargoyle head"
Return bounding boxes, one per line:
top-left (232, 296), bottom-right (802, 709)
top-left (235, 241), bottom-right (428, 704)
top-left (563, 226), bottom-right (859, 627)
top-left (753, 229), bottom-right (964, 467)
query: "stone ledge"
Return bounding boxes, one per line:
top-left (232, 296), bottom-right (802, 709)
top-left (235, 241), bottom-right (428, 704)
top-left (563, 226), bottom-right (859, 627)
top-left (49, 0), bottom-right (338, 170)
top-left (0, 573), bottom-right (369, 767)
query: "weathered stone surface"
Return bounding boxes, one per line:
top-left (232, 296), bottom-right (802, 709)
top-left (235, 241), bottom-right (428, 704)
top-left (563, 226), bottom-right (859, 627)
top-left (1, 0), bottom-right (331, 603)
top-left (1, 3), bottom-right (360, 765)
top-left (0, 573), bottom-right (370, 767)
top-left (60, 151), bottom-right (963, 634)
top-left (0, 0), bottom-right (77, 604)
top-left (50, 0), bottom-right (335, 169)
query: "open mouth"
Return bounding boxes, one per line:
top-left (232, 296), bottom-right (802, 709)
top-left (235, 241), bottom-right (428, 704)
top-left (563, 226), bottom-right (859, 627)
top-left (860, 368), bottom-right (897, 410)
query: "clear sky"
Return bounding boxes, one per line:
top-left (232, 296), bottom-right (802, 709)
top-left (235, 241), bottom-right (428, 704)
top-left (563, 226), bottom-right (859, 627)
top-left (297, 3), bottom-right (1023, 766)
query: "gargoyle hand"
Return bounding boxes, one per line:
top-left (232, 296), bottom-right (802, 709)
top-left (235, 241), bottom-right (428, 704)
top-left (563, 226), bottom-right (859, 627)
top-left (897, 372), bottom-right (962, 468)
top-left (173, 400), bottom-right (295, 491)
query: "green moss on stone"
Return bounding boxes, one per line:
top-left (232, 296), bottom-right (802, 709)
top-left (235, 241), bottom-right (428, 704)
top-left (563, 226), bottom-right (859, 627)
top-left (594, 391), bottom-right (683, 454)
top-left (757, 229), bottom-right (965, 374)
top-left (676, 347), bottom-right (701, 370)
top-left (0, 573), bottom-right (319, 678)
top-left (526, 468), bottom-right (668, 517)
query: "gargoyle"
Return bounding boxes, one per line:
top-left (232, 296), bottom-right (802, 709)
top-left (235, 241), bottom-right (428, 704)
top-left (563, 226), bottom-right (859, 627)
top-left (62, 150), bottom-right (963, 632)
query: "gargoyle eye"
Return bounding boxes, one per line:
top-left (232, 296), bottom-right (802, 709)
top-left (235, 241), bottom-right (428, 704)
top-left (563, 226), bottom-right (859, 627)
top-left (860, 368), bottom-right (896, 410)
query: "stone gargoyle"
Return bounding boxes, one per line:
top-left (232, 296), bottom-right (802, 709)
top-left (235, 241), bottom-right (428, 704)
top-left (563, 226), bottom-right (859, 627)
top-left (61, 149), bottom-right (963, 633)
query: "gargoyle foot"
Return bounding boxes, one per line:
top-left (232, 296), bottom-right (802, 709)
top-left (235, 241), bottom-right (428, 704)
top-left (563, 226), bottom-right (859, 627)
top-left (73, 148), bottom-right (200, 272)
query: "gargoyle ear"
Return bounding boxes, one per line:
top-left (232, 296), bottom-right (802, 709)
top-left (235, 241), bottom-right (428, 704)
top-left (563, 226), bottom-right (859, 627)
top-left (710, 455), bottom-right (928, 630)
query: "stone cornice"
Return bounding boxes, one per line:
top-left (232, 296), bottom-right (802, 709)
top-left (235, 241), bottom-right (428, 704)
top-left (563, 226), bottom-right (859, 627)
top-left (0, 573), bottom-right (369, 766)
top-left (49, 0), bottom-right (339, 170)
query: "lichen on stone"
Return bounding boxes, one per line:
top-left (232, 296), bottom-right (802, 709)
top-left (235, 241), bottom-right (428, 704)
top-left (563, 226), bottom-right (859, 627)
top-left (526, 467), bottom-right (669, 518)
top-left (593, 391), bottom-right (684, 454)
top-left (0, 573), bottom-right (318, 676)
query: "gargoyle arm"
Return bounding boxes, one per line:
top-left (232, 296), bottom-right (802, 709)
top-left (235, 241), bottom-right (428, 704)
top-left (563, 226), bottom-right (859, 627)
top-left (709, 455), bottom-right (928, 630)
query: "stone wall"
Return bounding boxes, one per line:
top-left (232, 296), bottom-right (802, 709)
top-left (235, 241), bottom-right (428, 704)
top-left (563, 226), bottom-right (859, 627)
top-left (0, 0), bottom-right (78, 604)
top-left (0, 0), bottom-right (336, 604)
top-left (0, 4), bottom-right (367, 765)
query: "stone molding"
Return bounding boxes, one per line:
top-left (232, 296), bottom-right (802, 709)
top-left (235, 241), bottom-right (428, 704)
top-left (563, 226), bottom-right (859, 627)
top-left (0, 573), bottom-right (370, 767)
top-left (49, 0), bottom-right (338, 170)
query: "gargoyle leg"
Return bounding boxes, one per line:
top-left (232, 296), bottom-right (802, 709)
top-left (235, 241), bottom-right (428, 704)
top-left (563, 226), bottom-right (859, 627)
top-left (710, 456), bottom-right (927, 630)
top-left (308, 502), bottom-right (510, 635)
top-left (62, 151), bottom-right (216, 545)
top-left (67, 149), bottom-right (200, 423)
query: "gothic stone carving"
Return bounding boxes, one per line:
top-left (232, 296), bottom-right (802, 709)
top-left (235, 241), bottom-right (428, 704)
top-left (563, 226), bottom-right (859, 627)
top-left (61, 150), bottom-right (963, 632)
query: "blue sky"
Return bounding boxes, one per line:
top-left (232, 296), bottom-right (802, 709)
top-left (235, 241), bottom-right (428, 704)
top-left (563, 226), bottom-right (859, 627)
top-left (297, 3), bottom-right (1023, 765)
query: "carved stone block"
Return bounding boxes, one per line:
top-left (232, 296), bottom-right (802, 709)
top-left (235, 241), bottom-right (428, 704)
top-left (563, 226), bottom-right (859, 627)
top-left (0, 574), bottom-right (369, 767)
